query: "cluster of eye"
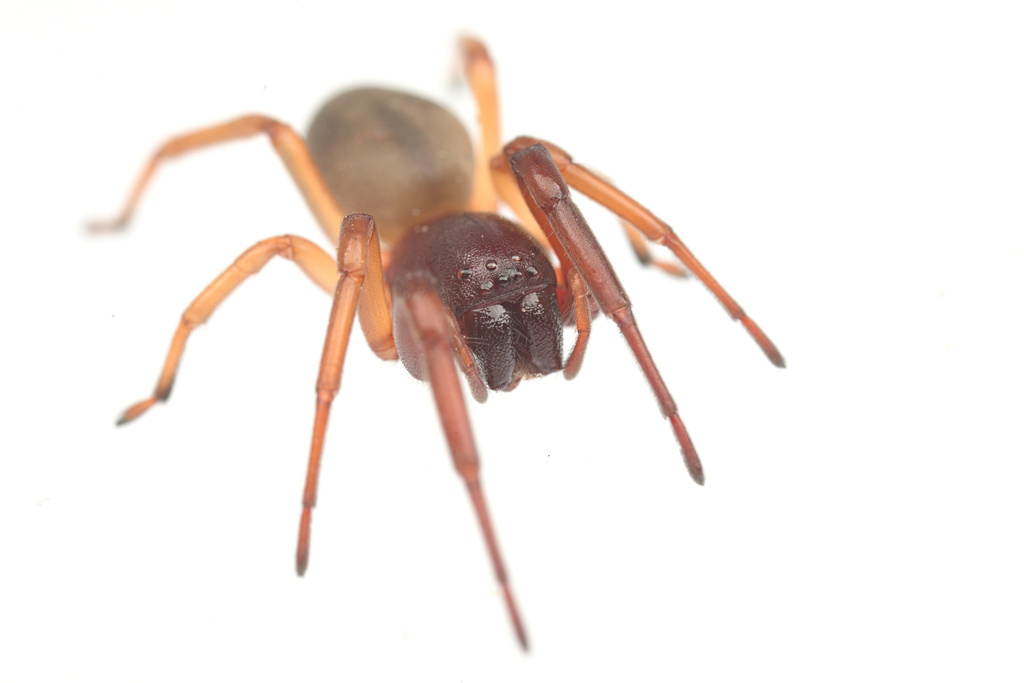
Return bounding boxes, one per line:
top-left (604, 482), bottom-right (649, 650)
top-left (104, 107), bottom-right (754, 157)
top-left (458, 256), bottom-right (540, 291)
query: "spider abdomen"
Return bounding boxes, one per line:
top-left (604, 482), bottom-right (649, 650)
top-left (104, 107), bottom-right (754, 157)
top-left (306, 88), bottom-right (475, 244)
top-left (388, 213), bottom-right (563, 391)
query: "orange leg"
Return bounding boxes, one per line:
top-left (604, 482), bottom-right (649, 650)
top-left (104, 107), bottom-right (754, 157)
top-left (396, 279), bottom-right (528, 650)
top-left (297, 214), bottom-right (390, 575)
top-left (338, 210), bottom-right (489, 405)
top-left (508, 143), bottom-right (705, 485)
top-left (504, 136), bottom-right (785, 368)
top-left (585, 168), bottom-right (692, 278)
top-left (301, 216), bottom-right (521, 646)
top-left (354, 215), bottom-right (397, 362)
top-left (116, 235), bottom-right (337, 426)
top-left (461, 37), bottom-right (501, 213)
top-left (622, 215), bottom-right (692, 278)
top-left (89, 115), bottom-right (345, 244)
top-left (492, 155), bottom-right (689, 278)
top-left (347, 223), bottom-right (485, 402)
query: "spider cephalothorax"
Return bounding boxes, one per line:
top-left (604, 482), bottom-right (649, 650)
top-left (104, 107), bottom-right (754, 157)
top-left (389, 212), bottom-right (562, 392)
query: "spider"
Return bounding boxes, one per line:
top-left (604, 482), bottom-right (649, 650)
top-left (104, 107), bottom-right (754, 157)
top-left (90, 38), bottom-right (784, 650)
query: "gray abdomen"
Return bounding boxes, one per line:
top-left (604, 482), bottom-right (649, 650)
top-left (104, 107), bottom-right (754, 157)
top-left (306, 87), bottom-right (475, 244)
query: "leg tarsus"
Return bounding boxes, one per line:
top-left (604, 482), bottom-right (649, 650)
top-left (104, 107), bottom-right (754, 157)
top-left (113, 235), bottom-right (337, 428)
top-left (464, 479), bottom-right (529, 650)
top-left (612, 308), bottom-right (706, 485)
top-left (296, 506), bottom-right (313, 576)
top-left (670, 415), bottom-right (705, 485)
top-left (115, 397), bottom-right (162, 426)
top-left (298, 392), bottom-right (335, 576)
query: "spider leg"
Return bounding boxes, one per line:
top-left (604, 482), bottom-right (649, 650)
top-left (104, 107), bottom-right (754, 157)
top-left (297, 213), bottom-right (393, 575)
top-left (88, 115), bottom-right (345, 244)
top-left (460, 35), bottom-right (666, 293)
top-left (346, 221), bottom-right (486, 402)
top-left (590, 167), bottom-right (693, 278)
top-left (508, 143), bottom-right (705, 485)
top-left (490, 156), bottom-right (598, 380)
top-left (394, 277), bottom-right (528, 650)
top-left (354, 217), bottom-right (397, 362)
top-left (505, 136), bottom-right (785, 368)
top-left (622, 220), bottom-right (692, 278)
top-left (489, 153), bottom-right (553, 251)
top-left (489, 153), bottom-right (582, 309)
top-left (490, 155), bottom-right (690, 277)
top-left (115, 235), bottom-right (337, 425)
top-left (562, 268), bottom-right (592, 380)
top-left (460, 37), bottom-right (501, 213)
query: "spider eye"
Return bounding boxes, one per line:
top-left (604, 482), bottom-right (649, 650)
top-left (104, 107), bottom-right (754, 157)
top-left (458, 269), bottom-right (472, 280)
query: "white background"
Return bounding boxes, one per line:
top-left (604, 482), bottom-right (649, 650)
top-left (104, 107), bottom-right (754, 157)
top-left (2, 1), bottom-right (1021, 681)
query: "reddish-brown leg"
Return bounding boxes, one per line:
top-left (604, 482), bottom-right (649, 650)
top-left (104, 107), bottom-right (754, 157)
top-left (461, 37), bottom-right (679, 286)
top-left (395, 278), bottom-right (528, 650)
top-left (504, 136), bottom-right (785, 368)
top-left (493, 147), bottom-right (689, 278)
top-left (89, 115), bottom-right (345, 244)
top-left (344, 221), bottom-right (486, 402)
top-left (562, 268), bottom-right (592, 380)
top-left (297, 214), bottom-right (390, 575)
top-left (489, 153), bottom-right (553, 252)
top-left (116, 235), bottom-right (337, 425)
top-left (492, 150), bottom-right (597, 379)
top-left (508, 144), bottom-right (705, 485)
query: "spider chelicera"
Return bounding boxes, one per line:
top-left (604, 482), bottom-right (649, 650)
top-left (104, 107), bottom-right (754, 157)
top-left (91, 38), bottom-right (784, 650)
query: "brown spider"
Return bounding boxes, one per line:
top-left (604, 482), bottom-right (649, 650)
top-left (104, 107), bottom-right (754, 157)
top-left (91, 38), bottom-right (784, 650)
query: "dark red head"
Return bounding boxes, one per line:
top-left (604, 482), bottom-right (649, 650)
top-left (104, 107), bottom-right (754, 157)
top-left (388, 213), bottom-right (563, 391)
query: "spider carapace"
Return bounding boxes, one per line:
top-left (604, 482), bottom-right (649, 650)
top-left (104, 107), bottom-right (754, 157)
top-left (92, 39), bottom-right (784, 650)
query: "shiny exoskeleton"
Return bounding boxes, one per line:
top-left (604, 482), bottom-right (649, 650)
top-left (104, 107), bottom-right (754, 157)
top-left (389, 214), bottom-right (562, 392)
top-left (94, 38), bottom-right (783, 653)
